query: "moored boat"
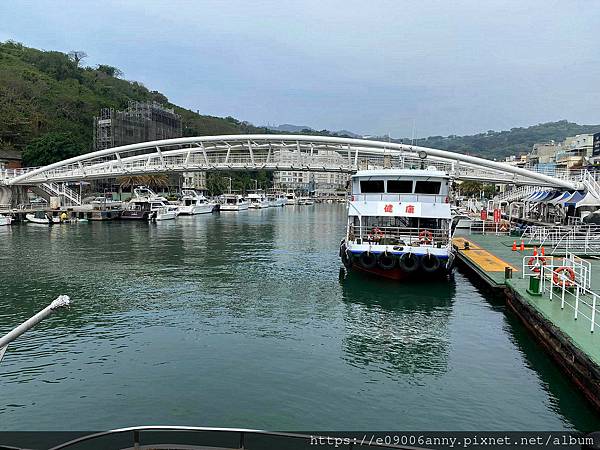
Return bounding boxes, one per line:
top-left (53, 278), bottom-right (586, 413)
top-left (339, 168), bottom-right (455, 281)
top-left (247, 192), bottom-right (270, 209)
top-left (0, 214), bottom-right (12, 226)
top-left (26, 211), bottom-right (61, 224)
top-left (267, 191), bottom-right (287, 207)
top-left (121, 186), bottom-right (177, 221)
top-left (178, 189), bottom-right (216, 215)
top-left (285, 191), bottom-right (298, 205)
top-left (220, 194), bottom-right (250, 211)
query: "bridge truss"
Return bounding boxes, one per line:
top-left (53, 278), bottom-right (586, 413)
top-left (0, 134), bottom-right (581, 191)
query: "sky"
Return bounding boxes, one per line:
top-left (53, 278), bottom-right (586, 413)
top-left (1, 0), bottom-right (599, 138)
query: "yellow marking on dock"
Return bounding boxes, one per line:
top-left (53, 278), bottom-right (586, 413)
top-left (453, 237), bottom-right (518, 272)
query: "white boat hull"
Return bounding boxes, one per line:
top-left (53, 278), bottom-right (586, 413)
top-left (178, 204), bottom-right (215, 215)
top-left (0, 216), bottom-right (12, 226)
top-left (249, 201), bottom-right (270, 209)
top-left (26, 213), bottom-right (60, 224)
top-left (220, 203), bottom-right (250, 211)
top-left (154, 211), bottom-right (177, 221)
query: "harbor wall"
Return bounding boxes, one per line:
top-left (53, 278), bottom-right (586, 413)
top-left (505, 286), bottom-right (600, 410)
top-left (455, 253), bottom-right (600, 411)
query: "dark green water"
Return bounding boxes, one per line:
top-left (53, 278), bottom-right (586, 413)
top-left (1, 205), bottom-right (599, 431)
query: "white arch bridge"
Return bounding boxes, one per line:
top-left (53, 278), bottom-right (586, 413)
top-left (0, 134), bottom-right (593, 206)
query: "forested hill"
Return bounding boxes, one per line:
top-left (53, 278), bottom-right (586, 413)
top-left (0, 40), bottom-right (271, 166)
top-left (1, 41), bottom-right (599, 167)
top-left (396, 121), bottom-right (600, 160)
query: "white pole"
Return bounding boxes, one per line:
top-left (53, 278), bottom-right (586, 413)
top-left (592, 295), bottom-right (597, 333)
top-left (0, 295), bottom-right (70, 363)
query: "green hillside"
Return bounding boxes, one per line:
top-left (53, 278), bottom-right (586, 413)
top-left (0, 40), bottom-right (269, 166)
top-left (398, 120), bottom-right (600, 160)
top-left (1, 40), bottom-right (599, 168)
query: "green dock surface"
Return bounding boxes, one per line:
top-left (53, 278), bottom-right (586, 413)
top-left (454, 233), bottom-right (600, 368)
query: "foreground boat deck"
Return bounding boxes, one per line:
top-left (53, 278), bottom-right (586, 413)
top-left (453, 233), bottom-right (600, 409)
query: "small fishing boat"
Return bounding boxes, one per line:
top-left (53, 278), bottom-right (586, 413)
top-left (178, 190), bottom-right (216, 215)
top-left (0, 214), bottom-right (12, 226)
top-left (26, 211), bottom-right (60, 224)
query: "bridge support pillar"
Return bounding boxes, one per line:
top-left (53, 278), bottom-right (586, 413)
top-left (0, 186), bottom-right (28, 208)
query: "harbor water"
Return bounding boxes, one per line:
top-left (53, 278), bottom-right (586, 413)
top-left (1, 204), bottom-right (599, 431)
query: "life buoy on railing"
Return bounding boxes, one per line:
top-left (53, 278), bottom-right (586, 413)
top-left (528, 256), bottom-right (547, 273)
top-left (371, 227), bottom-right (384, 240)
top-left (419, 230), bottom-right (433, 244)
top-left (499, 222), bottom-right (509, 232)
top-left (553, 266), bottom-right (576, 287)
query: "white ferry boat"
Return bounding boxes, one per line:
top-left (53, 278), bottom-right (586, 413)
top-left (220, 194), bottom-right (250, 211)
top-left (179, 189), bottom-right (216, 215)
top-left (247, 192), bottom-right (270, 209)
top-left (121, 186), bottom-right (177, 221)
top-left (339, 168), bottom-right (455, 281)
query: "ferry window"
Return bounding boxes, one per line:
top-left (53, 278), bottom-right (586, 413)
top-left (387, 180), bottom-right (413, 193)
top-left (360, 180), bottom-right (384, 193)
top-left (414, 181), bottom-right (441, 194)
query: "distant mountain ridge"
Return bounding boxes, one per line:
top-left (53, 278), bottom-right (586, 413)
top-left (266, 123), bottom-right (362, 138)
top-left (268, 121), bottom-right (600, 160)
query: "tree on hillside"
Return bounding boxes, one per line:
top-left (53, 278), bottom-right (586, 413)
top-left (96, 64), bottom-right (123, 78)
top-left (22, 132), bottom-right (82, 166)
top-left (67, 50), bottom-right (87, 67)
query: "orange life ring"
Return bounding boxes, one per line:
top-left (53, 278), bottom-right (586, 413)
top-left (499, 223), bottom-right (509, 232)
top-left (553, 266), bottom-right (576, 287)
top-left (528, 256), bottom-right (546, 273)
top-left (371, 227), bottom-right (384, 240)
top-left (419, 230), bottom-right (433, 243)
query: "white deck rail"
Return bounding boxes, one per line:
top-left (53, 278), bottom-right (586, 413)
top-left (522, 256), bottom-right (598, 332)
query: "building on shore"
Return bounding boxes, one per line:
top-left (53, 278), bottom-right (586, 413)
top-left (93, 101), bottom-right (182, 151)
top-left (93, 101), bottom-right (207, 193)
top-left (0, 149), bottom-right (22, 169)
top-left (590, 132), bottom-right (600, 165)
top-left (182, 172), bottom-right (207, 191)
top-left (273, 149), bottom-right (349, 196)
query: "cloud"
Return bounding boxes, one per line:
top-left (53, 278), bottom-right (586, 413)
top-left (1, 0), bottom-right (599, 137)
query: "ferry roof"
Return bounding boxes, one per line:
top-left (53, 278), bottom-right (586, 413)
top-left (352, 168), bottom-right (449, 178)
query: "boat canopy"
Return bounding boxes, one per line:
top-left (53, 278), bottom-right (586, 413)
top-left (567, 191), bottom-right (600, 208)
top-left (535, 191), bottom-right (554, 202)
top-left (549, 191), bottom-right (572, 205)
top-left (525, 191), bottom-right (548, 201)
top-left (539, 191), bottom-right (562, 203)
top-left (563, 191), bottom-right (586, 207)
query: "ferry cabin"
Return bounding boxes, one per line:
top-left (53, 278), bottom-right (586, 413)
top-left (341, 168), bottom-right (454, 280)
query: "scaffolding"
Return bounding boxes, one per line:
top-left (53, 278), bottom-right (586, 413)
top-left (93, 101), bottom-right (182, 151)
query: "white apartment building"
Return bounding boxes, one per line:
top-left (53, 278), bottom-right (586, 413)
top-left (273, 149), bottom-right (349, 195)
top-left (182, 171), bottom-right (207, 190)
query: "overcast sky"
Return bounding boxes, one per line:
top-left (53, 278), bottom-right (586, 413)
top-left (1, 0), bottom-right (599, 137)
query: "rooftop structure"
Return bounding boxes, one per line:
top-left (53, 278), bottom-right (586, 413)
top-left (93, 101), bottom-right (182, 151)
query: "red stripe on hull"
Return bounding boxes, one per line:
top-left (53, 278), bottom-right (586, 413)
top-left (350, 263), bottom-right (409, 281)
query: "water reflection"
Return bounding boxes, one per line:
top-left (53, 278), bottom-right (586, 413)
top-left (340, 273), bottom-right (455, 378)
